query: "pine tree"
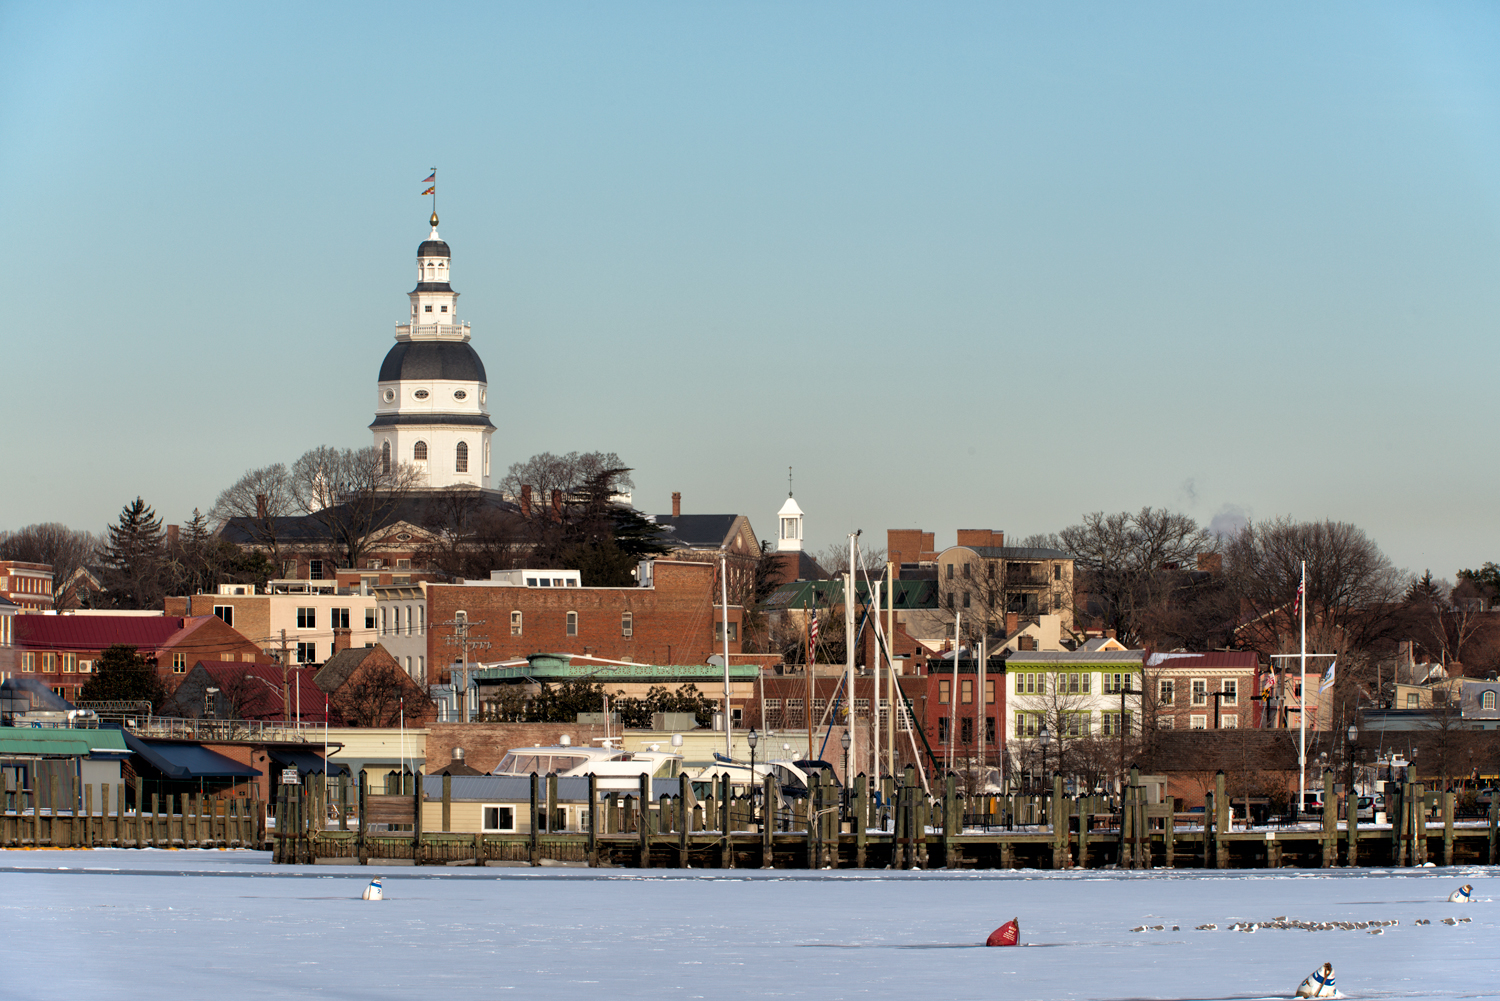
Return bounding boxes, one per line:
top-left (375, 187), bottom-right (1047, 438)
top-left (78, 644), bottom-right (170, 708)
top-left (100, 497), bottom-right (167, 610)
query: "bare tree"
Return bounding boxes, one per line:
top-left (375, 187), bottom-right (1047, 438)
top-left (498, 451), bottom-right (633, 503)
top-left (414, 486), bottom-right (525, 580)
top-left (330, 661), bottom-right (435, 727)
top-left (1060, 508), bottom-right (1217, 647)
top-left (209, 463), bottom-right (295, 566)
top-left (814, 543), bottom-right (888, 577)
top-left (0, 523), bottom-right (98, 608)
top-left (289, 445), bottom-right (423, 571)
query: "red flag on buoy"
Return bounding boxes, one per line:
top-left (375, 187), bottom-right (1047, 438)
top-left (986, 917), bottom-right (1020, 947)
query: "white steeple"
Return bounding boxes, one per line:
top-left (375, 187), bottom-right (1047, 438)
top-left (370, 210), bottom-right (496, 490)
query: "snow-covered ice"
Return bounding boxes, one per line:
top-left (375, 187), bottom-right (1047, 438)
top-left (1, 850), bottom-right (1496, 1000)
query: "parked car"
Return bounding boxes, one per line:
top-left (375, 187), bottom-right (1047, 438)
top-left (1476, 787), bottom-right (1496, 809)
top-left (1356, 796), bottom-right (1375, 821)
top-left (1300, 792), bottom-right (1324, 815)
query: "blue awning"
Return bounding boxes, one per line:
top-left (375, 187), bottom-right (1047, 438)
top-left (268, 747), bottom-right (348, 777)
top-left (122, 733), bottom-right (262, 779)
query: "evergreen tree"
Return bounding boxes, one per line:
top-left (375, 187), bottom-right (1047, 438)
top-left (100, 497), bottom-right (168, 610)
top-left (78, 644), bottom-right (170, 709)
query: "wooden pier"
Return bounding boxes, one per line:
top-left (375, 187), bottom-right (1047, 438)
top-left (1, 777), bottom-right (268, 849)
top-left (267, 766), bottom-right (1500, 871)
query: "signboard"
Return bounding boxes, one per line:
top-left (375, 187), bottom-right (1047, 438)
top-left (281, 767), bottom-right (301, 785)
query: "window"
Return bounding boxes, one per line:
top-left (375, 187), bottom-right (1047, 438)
top-left (455, 441), bottom-right (468, 472)
top-left (938, 717), bottom-right (950, 744)
top-left (1406, 692), bottom-right (1419, 708)
top-left (297, 607), bottom-right (316, 629)
top-left (963, 563), bottom-right (971, 579)
top-left (946, 564), bottom-right (954, 580)
top-left (566, 611), bottom-right (578, 637)
top-left (960, 717), bottom-right (974, 743)
top-left (296, 642), bottom-right (316, 664)
top-left (511, 611), bottom-right (522, 636)
top-left (61, 653), bottom-right (75, 673)
top-left (172, 652), bottom-right (186, 673)
top-left (764, 698), bottom-right (781, 727)
top-left (962, 591), bottom-right (970, 608)
top-left (440, 304), bottom-right (448, 312)
top-left (214, 605), bottom-right (234, 627)
top-left (1190, 715), bottom-right (1207, 730)
top-left (1158, 716), bottom-right (1174, 730)
top-left (380, 607), bottom-right (389, 635)
top-left (1014, 712), bottom-right (1040, 738)
top-left (813, 698), bottom-right (827, 721)
top-left (785, 698), bottom-right (804, 728)
top-left (1221, 679), bottom-right (1237, 706)
top-left (43, 653), bottom-right (56, 673)
top-left (621, 611), bottom-right (633, 638)
top-left (1101, 711), bottom-right (1131, 736)
top-left (1220, 715), bottom-right (1238, 728)
top-left (482, 805), bottom-right (516, 832)
top-left (854, 698), bottom-right (870, 718)
top-left (406, 606), bottom-right (417, 635)
top-left (1483, 691), bottom-right (1497, 710)
top-left (1067, 672), bottom-right (1079, 694)
top-left (381, 441), bottom-right (391, 474)
top-left (714, 621), bottom-right (738, 642)
top-left (309, 560), bottom-right (324, 581)
top-left (424, 304), bottom-right (433, 312)
top-left (938, 679), bottom-right (951, 704)
top-left (1053, 564), bottom-right (1061, 580)
top-left (960, 679), bottom-right (973, 704)
top-left (1065, 713), bottom-right (1085, 737)
top-left (414, 441), bottom-right (428, 461)
top-left (1191, 679), bottom-right (1207, 705)
top-left (879, 698), bottom-right (890, 730)
top-left (946, 592), bottom-right (954, 611)
top-left (1159, 679), bottom-right (1174, 706)
top-left (985, 679), bottom-right (995, 704)
top-left (396, 559), bottom-right (412, 569)
top-left (332, 607), bottom-right (350, 629)
top-left (22, 653), bottom-right (34, 673)
top-left (365, 608), bottom-right (376, 629)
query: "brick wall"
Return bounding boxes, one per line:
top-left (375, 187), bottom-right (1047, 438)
top-left (887, 530), bottom-right (936, 573)
top-left (423, 561), bottom-right (738, 684)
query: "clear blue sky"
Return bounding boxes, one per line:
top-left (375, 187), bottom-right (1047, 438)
top-left (3, 2), bottom-right (1498, 578)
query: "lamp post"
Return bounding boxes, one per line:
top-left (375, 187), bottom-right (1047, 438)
top-left (840, 727), bottom-right (852, 816)
top-left (1345, 723), bottom-right (1358, 818)
top-left (1037, 725), bottom-right (1053, 795)
top-left (747, 728), bottom-right (759, 828)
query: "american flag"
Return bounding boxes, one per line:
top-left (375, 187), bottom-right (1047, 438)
top-left (1293, 577), bottom-right (1304, 617)
top-left (809, 611), bottom-right (820, 649)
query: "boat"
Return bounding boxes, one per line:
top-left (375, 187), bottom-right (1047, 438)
top-left (490, 738), bottom-right (684, 798)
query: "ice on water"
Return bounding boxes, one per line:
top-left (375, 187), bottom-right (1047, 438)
top-left (0, 850), bottom-right (1493, 1000)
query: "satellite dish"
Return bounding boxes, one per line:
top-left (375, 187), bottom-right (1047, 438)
top-left (706, 655), bottom-right (726, 668)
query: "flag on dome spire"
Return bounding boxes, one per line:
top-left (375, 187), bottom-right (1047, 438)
top-left (423, 171), bottom-right (436, 183)
top-left (421, 186), bottom-right (435, 196)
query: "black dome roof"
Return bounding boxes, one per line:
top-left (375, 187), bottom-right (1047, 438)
top-left (379, 341), bottom-right (487, 383)
top-left (418, 239), bottom-right (450, 258)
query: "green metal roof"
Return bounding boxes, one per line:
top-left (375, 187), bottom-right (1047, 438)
top-left (475, 653), bottom-right (759, 683)
top-left (0, 726), bottom-right (130, 756)
top-left (764, 578), bottom-right (938, 611)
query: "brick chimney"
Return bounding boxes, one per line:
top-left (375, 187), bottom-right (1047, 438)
top-left (255, 493), bottom-right (268, 519)
top-left (1196, 552), bottom-right (1222, 573)
top-left (551, 489), bottom-right (563, 523)
top-left (333, 626), bottom-right (351, 654)
top-left (672, 492), bottom-right (681, 518)
top-left (521, 484), bottom-right (532, 518)
top-left (166, 524), bottom-right (179, 547)
top-left (1005, 612), bottom-right (1019, 636)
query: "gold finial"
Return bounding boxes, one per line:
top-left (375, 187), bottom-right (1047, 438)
top-left (430, 211), bottom-right (439, 228)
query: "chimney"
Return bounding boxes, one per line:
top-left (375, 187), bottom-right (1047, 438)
top-left (166, 524), bottom-right (179, 547)
top-left (1005, 612), bottom-right (1018, 636)
top-left (333, 625), bottom-right (351, 654)
top-left (521, 484), bottom-right (532, 518)
top-left (551, 489), bottom-right (563, 523)
top-left (255, 493), bottom-right (268, 519)
top-left (1196, 552), bottom-right (1222, 573)
top-left (672, 492), bottom-right (681, 518)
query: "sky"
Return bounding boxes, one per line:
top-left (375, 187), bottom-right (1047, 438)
top-left (2, 2), bottom-right (1499, 579)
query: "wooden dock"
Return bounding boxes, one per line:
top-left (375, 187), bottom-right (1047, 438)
top-left (1, 778), bottom-right (268, 849)
top-left (269, 766), bottom-right (1500, 871)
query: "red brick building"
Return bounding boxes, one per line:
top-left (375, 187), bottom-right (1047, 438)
top-left (12, 615), bottom-right (265, 700)
top-left (0, 561), bottom-right (54, 611)
top-left (423, 560), bottom-right (742, 684)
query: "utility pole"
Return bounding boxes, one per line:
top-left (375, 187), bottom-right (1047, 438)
top-left (279, 629), bottom-right (290, 719)
top-left (440, 614), bottom-right (490, 723)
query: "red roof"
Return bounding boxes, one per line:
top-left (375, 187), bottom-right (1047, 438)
top-left (194, 660), bottom-right (336, 723)
top-left (15, 615), bottom-right (192, 652)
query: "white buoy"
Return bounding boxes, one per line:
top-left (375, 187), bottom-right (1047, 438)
top-left (1447, 884), bottom-right (1472, 903)
top-left (362, 877), bottom-right (384, 901)
top-left (1295, 962), bottom-right (1336, 998)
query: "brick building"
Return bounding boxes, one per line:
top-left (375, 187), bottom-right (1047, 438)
top-left (12, 615), bottom-right (265, 700)
top-left (423, 560), bottom-right (742, 685)
top-left (650, 492), bottom-right (761, 599)
top-left (166, 580), bottom-right (380, 668)
top-left (1144, 650), bottom-right (1262, 731)
top-left (0, 561), bottom-right (54, 611)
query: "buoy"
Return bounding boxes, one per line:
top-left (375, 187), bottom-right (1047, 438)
top-left (986, 917), bottom-right (1019, 947)
top-left (1295, 962), bottom-right (1336, 998)
top-left (1447, 884), bottom-right (1472, 903)
top-left (362, 878), bottom-right (384, 901)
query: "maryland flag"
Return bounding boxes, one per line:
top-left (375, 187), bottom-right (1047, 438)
top-left (421, 186), bottom-right (435, 196)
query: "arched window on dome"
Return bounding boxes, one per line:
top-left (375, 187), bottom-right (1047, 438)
top-left (455, 441), bottom-right (469, 473)
top-left (413, 441), bottom-right (428, 462)
top-left (380, 441), bottom-right (391, 475)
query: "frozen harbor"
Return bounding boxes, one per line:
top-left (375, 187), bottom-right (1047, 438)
top-left (1, 850), bottom-right (1495, 1000)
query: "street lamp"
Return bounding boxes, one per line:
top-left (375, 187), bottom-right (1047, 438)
top-left (1345, 723), bottom-right (1359, 819)
top-left (747, 728), bottom-right (759, 828)
top-left (840, 728), bottom-right (852, 815)
top-left (1037, 725), bottom-right (1053, 795)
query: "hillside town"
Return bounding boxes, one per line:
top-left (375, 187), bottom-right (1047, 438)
top-left (4, 212), bottom-right (1498, 868)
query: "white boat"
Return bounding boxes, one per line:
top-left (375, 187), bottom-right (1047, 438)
top-left (490, 739), bottom-right (684, 798)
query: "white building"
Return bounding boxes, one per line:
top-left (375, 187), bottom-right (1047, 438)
top-left (1005, 649), bottom-right (1146, 742)
top-left (371, 210), bottom-right (496, 490)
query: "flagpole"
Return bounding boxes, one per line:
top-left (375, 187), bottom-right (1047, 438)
top-left (1299, 559), bottom-right (1307, 817)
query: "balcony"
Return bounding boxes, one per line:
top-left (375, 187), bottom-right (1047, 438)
top-left (1004, 571), bottom-right (1051, 589)
top-left (395, 321), bottom-right (470, 342)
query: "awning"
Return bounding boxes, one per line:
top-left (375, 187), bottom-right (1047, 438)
top-left (268, 747), bottom-right (348, 777)
top-left (0, 736), bottom-right (92, 756)
top-left (122, 734), bottom-right (262, 779)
